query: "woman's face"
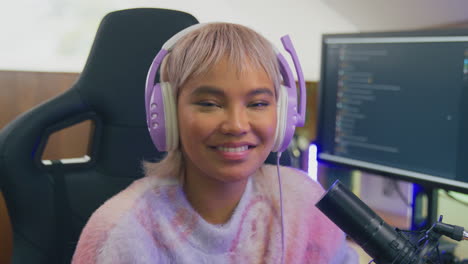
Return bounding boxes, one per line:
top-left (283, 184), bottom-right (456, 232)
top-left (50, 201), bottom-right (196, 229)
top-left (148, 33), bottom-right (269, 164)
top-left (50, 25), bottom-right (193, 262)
top-left (177, 58), bottom-right (277, 184)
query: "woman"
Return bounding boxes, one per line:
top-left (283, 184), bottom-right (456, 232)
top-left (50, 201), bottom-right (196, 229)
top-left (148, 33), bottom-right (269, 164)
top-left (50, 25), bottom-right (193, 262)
top-left (72, 22), bottom-right (357, 263)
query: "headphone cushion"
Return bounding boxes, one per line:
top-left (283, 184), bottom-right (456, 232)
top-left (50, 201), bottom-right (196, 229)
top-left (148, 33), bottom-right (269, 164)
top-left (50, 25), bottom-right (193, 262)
top-left (273, 85), bottom-right (288, 152)
top-left (161, 82), bottom-right (179, 151)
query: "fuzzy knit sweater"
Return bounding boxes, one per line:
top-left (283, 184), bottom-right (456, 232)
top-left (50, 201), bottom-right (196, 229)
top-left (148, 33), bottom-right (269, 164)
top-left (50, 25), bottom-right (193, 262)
top-left (72, 165), bottom-right (358, 263)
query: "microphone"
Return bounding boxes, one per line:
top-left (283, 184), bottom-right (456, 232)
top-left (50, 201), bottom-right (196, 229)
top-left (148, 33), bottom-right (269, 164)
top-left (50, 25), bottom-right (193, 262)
top-left (316, 180), bottom-right (467, 264)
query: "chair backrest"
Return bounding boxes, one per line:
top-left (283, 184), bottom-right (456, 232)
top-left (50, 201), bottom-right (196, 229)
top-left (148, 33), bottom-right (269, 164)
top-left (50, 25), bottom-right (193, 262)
top-left (0, 8), bottom-right (199, 264)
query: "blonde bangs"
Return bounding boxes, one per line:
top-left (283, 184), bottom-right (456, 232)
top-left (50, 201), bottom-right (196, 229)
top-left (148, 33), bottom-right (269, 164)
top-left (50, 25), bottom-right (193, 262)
top-left (163, 23), bottom-right (281, 96)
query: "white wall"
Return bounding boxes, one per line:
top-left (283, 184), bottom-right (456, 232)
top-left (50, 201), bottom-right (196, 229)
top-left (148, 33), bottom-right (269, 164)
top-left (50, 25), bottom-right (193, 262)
top-left (0, 0), bottom-right (357, 80)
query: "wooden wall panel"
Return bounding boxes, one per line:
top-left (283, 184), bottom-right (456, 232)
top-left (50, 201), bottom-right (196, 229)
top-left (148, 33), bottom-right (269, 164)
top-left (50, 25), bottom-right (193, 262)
top-left (295, 81), bottom-right (318, 142)
top-left (0, 70), bottom-right (82, 263)
top-left (0, 193), bottom-right (12, 264)
top-left (0, 70), bottom-right (93, 160)
top-left (1, 71), bottom-right (77, 127)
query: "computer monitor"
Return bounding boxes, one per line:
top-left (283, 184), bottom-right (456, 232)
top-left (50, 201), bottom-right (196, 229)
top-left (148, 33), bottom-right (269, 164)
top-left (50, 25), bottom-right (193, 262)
top-left (315, 28), bottom-right (468, 194)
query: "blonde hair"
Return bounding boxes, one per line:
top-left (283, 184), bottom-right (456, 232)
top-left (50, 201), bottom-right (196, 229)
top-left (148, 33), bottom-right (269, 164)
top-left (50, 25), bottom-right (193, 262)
top-left (144, 22), bottom-right (281, 178)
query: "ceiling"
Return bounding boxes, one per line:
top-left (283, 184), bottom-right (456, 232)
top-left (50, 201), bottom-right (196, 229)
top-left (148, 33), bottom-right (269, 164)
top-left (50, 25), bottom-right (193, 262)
top-left (322, 0), bottom-right (468, 32)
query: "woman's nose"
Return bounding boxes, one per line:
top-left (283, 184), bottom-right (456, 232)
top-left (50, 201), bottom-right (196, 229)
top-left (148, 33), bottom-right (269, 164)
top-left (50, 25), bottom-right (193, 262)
top-left (219, 107), bottom-right (249, 136)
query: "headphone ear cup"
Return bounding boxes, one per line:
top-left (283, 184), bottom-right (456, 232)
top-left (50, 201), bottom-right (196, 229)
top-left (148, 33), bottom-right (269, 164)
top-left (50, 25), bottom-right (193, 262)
top-left (147, 82), bottom-right (178, 152)
top-left (147, 82), bottom-right (166, 151)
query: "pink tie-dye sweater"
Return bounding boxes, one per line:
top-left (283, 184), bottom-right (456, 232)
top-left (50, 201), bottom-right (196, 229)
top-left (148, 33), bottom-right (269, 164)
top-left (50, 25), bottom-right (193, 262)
top-left (72, 165), bottom-right (358, 263)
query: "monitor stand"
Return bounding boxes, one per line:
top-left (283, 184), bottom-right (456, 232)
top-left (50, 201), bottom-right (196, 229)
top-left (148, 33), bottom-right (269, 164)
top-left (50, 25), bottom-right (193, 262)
top-left (411, 183), bottom-right (439, 231)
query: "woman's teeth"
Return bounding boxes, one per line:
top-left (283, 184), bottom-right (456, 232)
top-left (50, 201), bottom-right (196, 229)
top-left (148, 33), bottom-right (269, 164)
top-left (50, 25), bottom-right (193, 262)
top-left (218, 146), bottom-right (248, 152)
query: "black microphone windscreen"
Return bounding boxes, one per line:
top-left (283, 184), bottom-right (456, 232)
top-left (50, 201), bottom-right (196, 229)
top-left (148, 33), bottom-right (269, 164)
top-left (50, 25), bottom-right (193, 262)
top-left (316, 180), bottom-right (417, 264)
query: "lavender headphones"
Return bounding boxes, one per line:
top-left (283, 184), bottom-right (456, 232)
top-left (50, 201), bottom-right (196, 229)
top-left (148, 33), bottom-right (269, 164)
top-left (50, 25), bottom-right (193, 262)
top-left (145, 23), bottom-right (306, 153)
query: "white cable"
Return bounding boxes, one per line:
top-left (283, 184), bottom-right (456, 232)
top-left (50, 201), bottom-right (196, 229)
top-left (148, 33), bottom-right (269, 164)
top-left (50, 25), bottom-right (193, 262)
top-left (276, 152), bottom-right (285, 264)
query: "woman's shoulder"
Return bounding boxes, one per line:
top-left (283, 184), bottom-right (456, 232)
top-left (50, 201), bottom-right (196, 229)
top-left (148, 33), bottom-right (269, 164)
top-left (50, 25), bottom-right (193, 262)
top-left (72, 175), bottom-right (176, 263)
top-left (260, 163), bottom-right (314, 180)
top-left (256, 165), bottom-right (356, 263)
top-left (254, 164), bottom-right (325, 206)
top-left (86, 174), bottom-right (178, 223)
top-left (260, 164), bottom-right (324, 193)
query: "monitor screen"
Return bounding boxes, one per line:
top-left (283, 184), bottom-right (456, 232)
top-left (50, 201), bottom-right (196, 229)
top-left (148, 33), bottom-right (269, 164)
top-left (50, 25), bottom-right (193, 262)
top-left (316, 29), bottom-right (468, 194)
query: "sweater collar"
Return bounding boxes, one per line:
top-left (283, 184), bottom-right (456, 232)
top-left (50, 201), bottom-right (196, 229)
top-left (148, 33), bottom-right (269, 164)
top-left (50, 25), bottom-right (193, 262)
top-left (173, 176), bottom-right (254, 254)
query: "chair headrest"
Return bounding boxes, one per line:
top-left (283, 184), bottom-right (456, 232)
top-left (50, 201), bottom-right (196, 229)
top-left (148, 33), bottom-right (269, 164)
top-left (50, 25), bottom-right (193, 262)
top-left (76, 8), bottom-right (199, 127)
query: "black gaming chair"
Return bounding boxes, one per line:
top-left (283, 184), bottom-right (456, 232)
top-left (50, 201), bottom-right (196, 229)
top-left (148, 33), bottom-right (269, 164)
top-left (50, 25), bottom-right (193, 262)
top-left (0, 8), bottom-right (290, 264)
top-left (0, 8), bottom-right (198, 264)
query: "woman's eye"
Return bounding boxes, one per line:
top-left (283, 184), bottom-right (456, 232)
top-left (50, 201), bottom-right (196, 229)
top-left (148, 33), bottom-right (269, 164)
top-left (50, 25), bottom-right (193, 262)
top-left (196, 101), bottom-right (220, 108)
top-left (249, 102), bottom-right (270, 108)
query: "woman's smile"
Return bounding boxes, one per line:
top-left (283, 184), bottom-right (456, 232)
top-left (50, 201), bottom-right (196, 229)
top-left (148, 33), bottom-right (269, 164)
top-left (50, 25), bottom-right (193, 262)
top-left (210, 142), bottom-right (256, 161)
